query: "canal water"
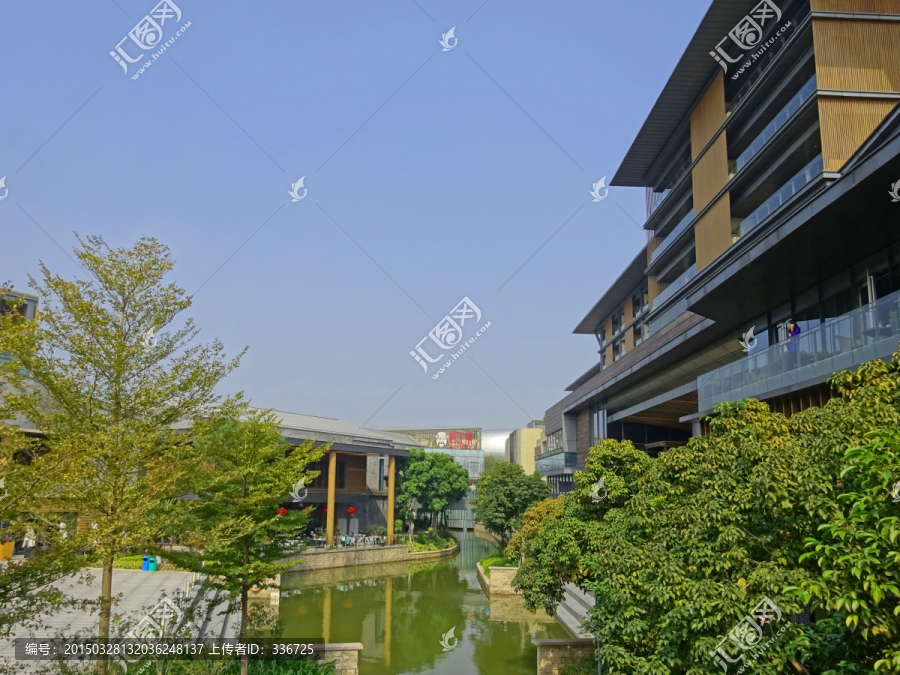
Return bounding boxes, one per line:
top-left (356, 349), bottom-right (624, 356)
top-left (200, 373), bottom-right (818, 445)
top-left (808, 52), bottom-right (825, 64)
top-left (279, 531), bottom-right (569, 675)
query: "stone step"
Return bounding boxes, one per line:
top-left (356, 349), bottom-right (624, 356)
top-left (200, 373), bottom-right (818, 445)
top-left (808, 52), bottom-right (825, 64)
top-left (555, 601), bottom-right (593, 639)
top-left (559, 597), bottom-right (588, 623)
top-left (563, 583), bottom-right (596, 613)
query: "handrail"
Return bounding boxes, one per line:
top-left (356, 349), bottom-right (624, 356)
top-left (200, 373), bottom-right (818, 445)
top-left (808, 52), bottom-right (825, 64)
top-left (652, 266), bottom-right (697, 310)
top-left (698, 288), bottom-right (900, 410)
top-left (740, 154), bottom-right (823, 237)
top-left (736, 74), bottom-right (817, 172)
top-left (650, 209), bottom-right (695, 264)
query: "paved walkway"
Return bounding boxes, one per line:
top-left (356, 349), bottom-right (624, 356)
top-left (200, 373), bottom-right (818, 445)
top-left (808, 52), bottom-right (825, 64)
top-left (0, 569), bottom-right (239, 667)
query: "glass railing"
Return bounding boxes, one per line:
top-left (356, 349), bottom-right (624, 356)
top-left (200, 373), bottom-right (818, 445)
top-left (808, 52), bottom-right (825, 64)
top-left (649, 189), bottom-right (672, 215)
top-left (652, 265), bottom-right (697, 310)
top-left (698, 289), bottom-right (900, 410)
top-left (648, 158), bottom-right (692, 215)
top-left (736, 75), bottom-right (817, 172)
top-left (650, 209), bottom-right (695, 264)
top-left (740, 154), bottom-right (823, 237)
top-left (536, 451), bottom-right (578, 475)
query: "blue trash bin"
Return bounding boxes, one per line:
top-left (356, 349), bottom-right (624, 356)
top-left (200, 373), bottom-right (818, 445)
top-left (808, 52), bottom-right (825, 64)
top-left (141, 556), bottom-right (149, 571)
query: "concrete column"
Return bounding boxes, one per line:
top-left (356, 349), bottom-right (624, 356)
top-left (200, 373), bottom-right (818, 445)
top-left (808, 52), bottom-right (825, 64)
top-left (326, 450), bottom-right (337, 549)
top-left (386, 456), bottom-right (396, 545)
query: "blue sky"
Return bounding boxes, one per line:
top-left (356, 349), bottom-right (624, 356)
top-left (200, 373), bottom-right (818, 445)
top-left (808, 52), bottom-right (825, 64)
top-left (0, 0), bottom-right (711, 433)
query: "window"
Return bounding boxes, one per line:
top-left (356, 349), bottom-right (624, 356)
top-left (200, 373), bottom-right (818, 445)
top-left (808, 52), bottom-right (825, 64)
top-left (336, 460), bottom-right (346, 490)
top-left (547, 430), bottom-right (562, 452)
top-left (632, 285), bottom-right (649, 319)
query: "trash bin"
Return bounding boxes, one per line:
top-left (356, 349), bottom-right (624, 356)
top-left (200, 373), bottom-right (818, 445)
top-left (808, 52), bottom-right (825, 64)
top-left (141, 556), bottom-right (149, 571)
top-left (148, 557), bottom-right (157, 572)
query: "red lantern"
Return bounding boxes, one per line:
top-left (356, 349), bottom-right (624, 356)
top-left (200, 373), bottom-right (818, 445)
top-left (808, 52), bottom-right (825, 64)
top-left (347, 507), bottom-right (356, 515)
top-left (277, 508), bottom-right (288, 515)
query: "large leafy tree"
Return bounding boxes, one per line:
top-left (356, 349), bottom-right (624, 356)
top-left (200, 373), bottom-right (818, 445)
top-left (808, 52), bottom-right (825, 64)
top-left (398, 449), bottom-right (469, 531)
top-left (0, 237), bottom-right (243, 673)
top-left (472, 460), bottom-right (549, 546)
top-left (509, 354), bottom-right (900, 674)
top-left (160, 408), bottom-right (326, 675)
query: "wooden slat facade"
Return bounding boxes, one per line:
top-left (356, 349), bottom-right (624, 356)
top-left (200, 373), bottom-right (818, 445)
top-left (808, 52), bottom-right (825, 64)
top-left (689, 71), bottom-right (733, 273)
top-left (811, 0), bottom-right (900, 14)
top-left (812, 19), bottom-right (900, 92)
top-left (694, 195), bottom-right (733, 272)
top-left (818, 97), bottom-right (898, 170)
top-left (690, 72), bottom-right (727, 158)
top-left (692, 134), bottom-right (730, 212)
top-left (812, 12), bottom-right (900, 171)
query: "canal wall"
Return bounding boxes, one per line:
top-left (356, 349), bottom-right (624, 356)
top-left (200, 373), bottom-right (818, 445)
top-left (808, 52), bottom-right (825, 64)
top-left (473, 523), bottom-right (503, 546)
top-left (476, 562), bottom-right (519, 595)
top-left (532, 638), bottom-right (595, 675)
top-left (316, 643), bottom-right (363, 675)
top-left (283, 543), bottom-right (459, 572)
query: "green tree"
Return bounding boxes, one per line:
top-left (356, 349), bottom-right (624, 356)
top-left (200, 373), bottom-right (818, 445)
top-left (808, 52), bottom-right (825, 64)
top-left (398, 450), bottom-right (469, 532)
top-left (799, 428), bottom-right (900, 671)
top-left (0, 237), bottom-right (243, 673)
top-left (483, 455), bottom-right (499, 473)
top-left (160, 408), bottom-right (326, 675)
top-left (472, 461), bottom-right (549, 546)
top-left (509, 353), bottom-right (900, 673)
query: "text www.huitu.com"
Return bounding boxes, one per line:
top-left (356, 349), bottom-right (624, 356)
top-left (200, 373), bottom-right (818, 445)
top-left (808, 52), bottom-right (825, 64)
top-left (131, 21), bottom-right (192, 80)
top-left (431, 322), bottom-right (492, 380)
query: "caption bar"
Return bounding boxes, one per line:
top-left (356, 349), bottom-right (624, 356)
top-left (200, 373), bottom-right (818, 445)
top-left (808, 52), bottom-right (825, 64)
top-left (15, 639), bottom-right (325, 661)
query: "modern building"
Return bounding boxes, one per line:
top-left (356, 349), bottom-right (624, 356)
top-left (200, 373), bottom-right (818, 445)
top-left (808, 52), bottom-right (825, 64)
top-left (538, 0), bottom-right (900, 495)
top-left (383, 427), bottom-right (484, 483)
top-left (505, 421), bottom-right (545, 475)
top-left (384, 427), bottom-right (485, 529)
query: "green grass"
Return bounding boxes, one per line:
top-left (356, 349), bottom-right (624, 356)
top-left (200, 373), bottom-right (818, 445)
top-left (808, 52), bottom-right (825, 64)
top-left (407, 531), bottom-right (456, 553)
top-left (479, 554), bottom-right (517, 577)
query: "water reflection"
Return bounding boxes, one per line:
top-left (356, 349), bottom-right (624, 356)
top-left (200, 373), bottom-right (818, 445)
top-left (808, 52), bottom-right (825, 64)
top-left (280, 531), bottom-right (568, 675)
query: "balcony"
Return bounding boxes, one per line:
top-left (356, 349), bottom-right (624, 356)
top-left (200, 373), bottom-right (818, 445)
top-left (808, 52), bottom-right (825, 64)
top-left (740, 154), bottom-right (824, 237)
top-left (698, 289), bottom-right (900, 411)
top-left (535, 450), bottom-right (578, 476)
top-left (652, 265), bottom-right (697, 311)
top-left (736, 75), bottom-right (817, 173)
top-left (650, 209), bottom-right (695, 264)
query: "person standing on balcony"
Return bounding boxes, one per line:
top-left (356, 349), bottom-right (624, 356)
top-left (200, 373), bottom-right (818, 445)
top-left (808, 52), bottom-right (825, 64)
top-left (787, 319), bottom-right (801, 368)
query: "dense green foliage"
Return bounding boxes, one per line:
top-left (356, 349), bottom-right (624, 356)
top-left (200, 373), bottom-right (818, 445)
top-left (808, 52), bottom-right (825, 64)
top-left (407, 530), bottom-right (456, 552)
top-left (472, 461), bottom-right (549, 545)
top-left (509, 354), bottom-right (900, 674)
top-left (397, 449), bottom-right (469, 531)
top-left (479, 553), bottom-right (516, 576)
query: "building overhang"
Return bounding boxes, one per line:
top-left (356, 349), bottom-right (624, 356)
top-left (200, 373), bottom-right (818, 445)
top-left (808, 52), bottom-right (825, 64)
top-left (612, 0), bottom-right (778, 187)
top-left (686, 108), bottom-right (900, 325)
top-left (573, 246), bottom-right (648, 334)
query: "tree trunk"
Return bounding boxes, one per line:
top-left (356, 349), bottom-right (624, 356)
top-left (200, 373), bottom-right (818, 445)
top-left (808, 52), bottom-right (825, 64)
top-left (98, 557), bottom-right (114, 675)
top-left (240, 537), bottom-right (249, 675)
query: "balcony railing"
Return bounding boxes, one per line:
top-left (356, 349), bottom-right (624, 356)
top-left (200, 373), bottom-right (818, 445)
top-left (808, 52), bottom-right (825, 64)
top-left (652, 265), bottom-right (697, 311)
top-left (736, 75), bottom-right (817, 172)
top-left (740, 154), bottom-right (824, 237)
top-left (648, 157), bottom-right (693, 215)
top-left (698, 289), bottom-right (900, 411)
top-left (650, 209), bottom-right (695, 264)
